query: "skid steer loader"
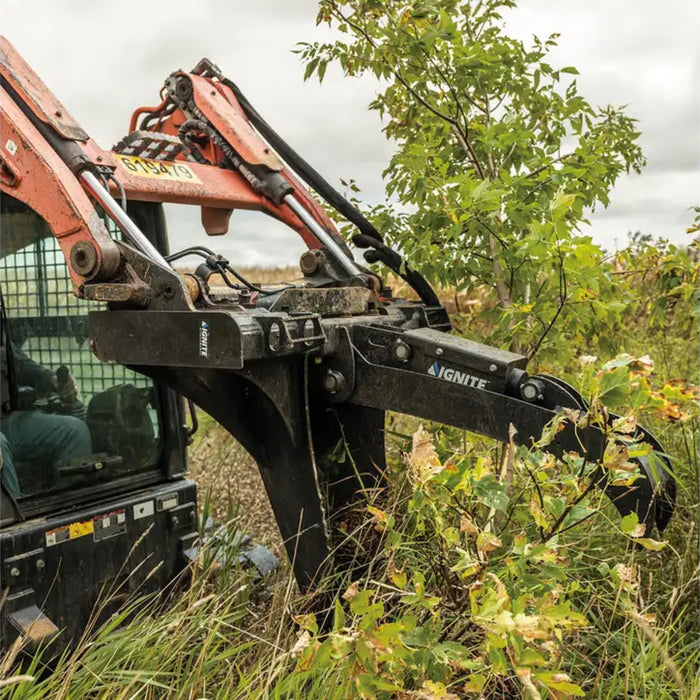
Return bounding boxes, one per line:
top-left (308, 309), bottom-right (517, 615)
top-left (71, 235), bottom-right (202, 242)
top-left (0, 37), bottom-right (675, 652)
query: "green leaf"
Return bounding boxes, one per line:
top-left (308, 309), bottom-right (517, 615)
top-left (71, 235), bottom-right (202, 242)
top-left (598, 366), bottom-right (630, 408)
top-left (620, 512), bottom-right (640, 535)
top-left (635, 537), bottom-right (668, 551)
top-left (474, 474), bottom-right (509, 512)
top-left (333, 599), bottom-right (346, 630)
top-left (349, 590), bottom-right (372, 616)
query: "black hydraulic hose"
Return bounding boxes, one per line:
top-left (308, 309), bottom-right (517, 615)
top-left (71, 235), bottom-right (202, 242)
top-left (165, 246), bottom-right (294, 295)
top-left (223, 78), bottom-right (383, 244)
top-left (352, 234), bottom-right (441, 307)
top-left (223, 79), bottom-right (443, 308)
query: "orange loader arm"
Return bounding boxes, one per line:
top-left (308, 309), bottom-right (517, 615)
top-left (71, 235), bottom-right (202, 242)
top-left (0, 36), bottom-right (350, 298)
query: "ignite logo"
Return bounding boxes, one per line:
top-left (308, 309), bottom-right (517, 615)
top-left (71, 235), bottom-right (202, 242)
top-left (427, 362), bottom-right (488, 390)
top-left (198, 321), bottom-right (210, 358)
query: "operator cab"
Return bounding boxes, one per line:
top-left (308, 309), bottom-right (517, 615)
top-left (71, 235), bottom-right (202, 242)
top-left (1, 196), bottom-right (167, 506)
top-left (0, 195), bottom-right (196, 652)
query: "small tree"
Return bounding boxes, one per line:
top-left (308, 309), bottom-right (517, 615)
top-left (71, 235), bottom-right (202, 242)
top-left (299, 0), bottom-right (645, 359)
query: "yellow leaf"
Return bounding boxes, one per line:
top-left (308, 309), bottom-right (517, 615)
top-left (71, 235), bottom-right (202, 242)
top-left (610, 474), bottom-right (642, 487)
top-left (493, 609), bottom-right (515, 631)
top-left (367, 505), bottom-right (390, 531)
top-left (460, 513), bottom-right (479, 534)
top-left (477, 531), bottom-right (501, 554)
top-left (486, 572), bottom-right (508, 600)
top-left (342, 582), bottom-right (360, 601)
top-left (420, 680), bottom-right (460, 699)
top-left (513, 613), bottom-right (547, 642)
top-left (612, 414), bottom-right (638, 434)
top-left (463, 673), bottom-right (487, 693)
top-left (529, 497), bottom-right (549, 529)
top-left (388, 559), bottom-right (408, 589)
top-left (293, 613), bottom-right (317, 632)
top-left (614, 563), bottom-right (638, 585)
top-left (603, 442), bottom-right (635, 471)
top-left (409, 426), bottom-right (443, 483)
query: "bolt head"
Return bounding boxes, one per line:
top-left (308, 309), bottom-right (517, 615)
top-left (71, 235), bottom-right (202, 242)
top-left (10, 566), bottom-right (20, 577)
top-left (36, 559), bottom-right (45, 570)
top-left (394, 341), bottom-right (412, 362)
top-left (436, 347), bottom-right (444, 356)
top-left (489, 363), bottom-right (498, 372)
top-left (322, 370), bottom-right (345, 394)
top-left (522, 383), bottom-right (538, 400)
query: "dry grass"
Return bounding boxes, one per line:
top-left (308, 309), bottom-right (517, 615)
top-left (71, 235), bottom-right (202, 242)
top-left (188, 413), bottom-right (283, 555)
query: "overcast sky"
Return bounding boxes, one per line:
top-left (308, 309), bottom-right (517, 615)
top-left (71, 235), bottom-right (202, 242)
top-left (3, 0), bottom-right (698, 266)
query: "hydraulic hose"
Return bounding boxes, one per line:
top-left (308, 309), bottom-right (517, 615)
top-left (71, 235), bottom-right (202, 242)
top-left (223, 79), bottom-right (443, 307)
top-left (223, 78), bottom-right (383, 244)
top-left (352, 234), bottom-right (441, 307)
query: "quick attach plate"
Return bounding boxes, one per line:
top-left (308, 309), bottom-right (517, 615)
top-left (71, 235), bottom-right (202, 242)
top-left (88, 309), bottom-right (325, 369)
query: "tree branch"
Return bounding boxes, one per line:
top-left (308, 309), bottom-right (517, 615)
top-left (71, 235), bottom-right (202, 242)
top-left (525, 152), bottom-right (575, 179)
top-left (327, 4), bottom-right (461, 128)
top-left (451, 125), bottom-right (487, 180)
top-left (527, 239), bottom-right (568, 360)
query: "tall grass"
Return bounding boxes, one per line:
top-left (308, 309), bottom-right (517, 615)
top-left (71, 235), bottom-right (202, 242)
top-left (1, 249), bottom-right (697, 698)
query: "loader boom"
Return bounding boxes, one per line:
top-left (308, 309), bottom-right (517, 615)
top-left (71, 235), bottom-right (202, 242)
top-left (0, 36), bottom-right (675, 610)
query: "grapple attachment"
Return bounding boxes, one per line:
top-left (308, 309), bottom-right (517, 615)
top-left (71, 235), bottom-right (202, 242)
top-left (90, 303), bottom-right (676, 588)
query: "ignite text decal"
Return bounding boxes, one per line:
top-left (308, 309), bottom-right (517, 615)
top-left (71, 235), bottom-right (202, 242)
top-left (427, 362), bottom-right (488, 389)
top-left (199, 321), bottom-right (210, 358)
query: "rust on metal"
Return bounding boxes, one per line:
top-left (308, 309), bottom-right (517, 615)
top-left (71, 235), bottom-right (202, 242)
top-left (0, 36), bottom-right (88, 141)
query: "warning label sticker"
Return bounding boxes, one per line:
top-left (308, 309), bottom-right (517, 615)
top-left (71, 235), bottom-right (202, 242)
top-left (45, 509), bottom-right (127, 547)
top-left (93, 510), bottom-right (127, 542)
top-left (46, 519), bottom-right (94, 547)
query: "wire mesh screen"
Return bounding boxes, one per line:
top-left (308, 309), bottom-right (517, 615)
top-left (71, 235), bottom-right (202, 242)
top-left (1, 205), bottom-right (164, 500)
top-left (0, 215), bottom-right (151, 397)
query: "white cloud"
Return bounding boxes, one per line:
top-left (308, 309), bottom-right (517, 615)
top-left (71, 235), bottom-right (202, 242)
top-left (2, 0), bottom-right (697, 265)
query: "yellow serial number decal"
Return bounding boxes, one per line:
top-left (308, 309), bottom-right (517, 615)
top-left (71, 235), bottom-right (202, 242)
top-left (116, 154), bottom-right (200, 183)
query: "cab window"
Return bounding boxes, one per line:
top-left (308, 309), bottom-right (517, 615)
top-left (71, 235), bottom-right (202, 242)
top-left (0, 197), bottom-right (162, 501)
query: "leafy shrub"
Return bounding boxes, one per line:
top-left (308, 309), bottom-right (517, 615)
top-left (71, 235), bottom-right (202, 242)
top-left (282, 356), bottom-right (698, 698)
